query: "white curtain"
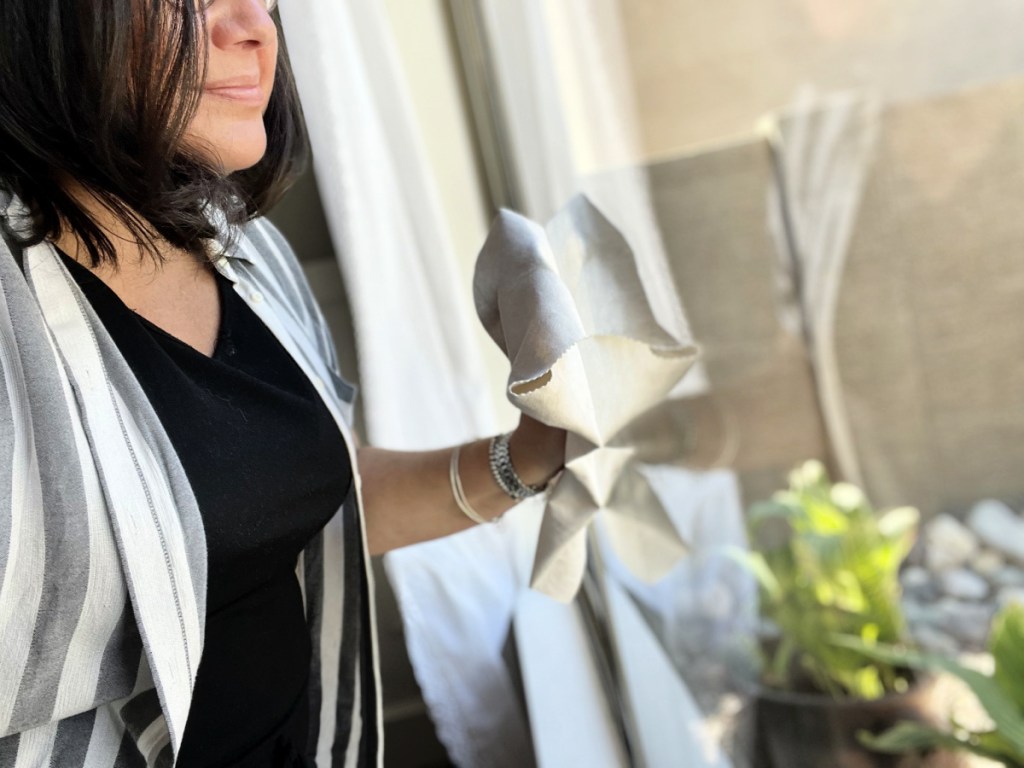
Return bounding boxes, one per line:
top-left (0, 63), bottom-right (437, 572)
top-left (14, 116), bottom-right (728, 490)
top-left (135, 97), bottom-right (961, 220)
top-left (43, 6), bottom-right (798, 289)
top-left (279, 3), bottom-right (545, 767)
top-left (279, 1), bottom-right (489, 445)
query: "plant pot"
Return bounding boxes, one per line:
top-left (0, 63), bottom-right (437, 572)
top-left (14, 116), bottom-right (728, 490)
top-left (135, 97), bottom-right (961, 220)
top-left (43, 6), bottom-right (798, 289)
top-left (753, 674), bottom-right (961, 768)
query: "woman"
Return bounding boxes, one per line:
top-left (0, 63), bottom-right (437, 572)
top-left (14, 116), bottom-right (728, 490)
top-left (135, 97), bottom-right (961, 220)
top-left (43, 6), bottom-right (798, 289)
top-left (0, 0), bottom-right (567, 765)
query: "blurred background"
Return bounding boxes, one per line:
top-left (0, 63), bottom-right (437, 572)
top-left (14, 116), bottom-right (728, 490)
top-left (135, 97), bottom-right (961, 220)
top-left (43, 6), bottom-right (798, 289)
top-left (268, 1), bottom-right (1024, 766)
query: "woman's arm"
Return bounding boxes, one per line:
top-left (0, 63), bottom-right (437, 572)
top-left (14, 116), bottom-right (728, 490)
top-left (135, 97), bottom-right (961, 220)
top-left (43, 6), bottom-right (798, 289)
top-left (357, 414), bottom-right (567, 556)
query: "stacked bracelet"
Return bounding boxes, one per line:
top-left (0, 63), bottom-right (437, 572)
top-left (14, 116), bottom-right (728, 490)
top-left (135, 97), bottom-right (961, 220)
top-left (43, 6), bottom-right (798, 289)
top-left (489, 431), bottom-right (552, 501)
top-left (449, 443), bottom-right (496, 525)
top-left (450, 432), bottom-right (564, 526)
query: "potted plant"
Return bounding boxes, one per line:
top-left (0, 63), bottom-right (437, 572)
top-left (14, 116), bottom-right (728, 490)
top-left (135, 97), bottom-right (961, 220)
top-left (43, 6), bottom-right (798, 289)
top-left (746, 460), bottom-right (945, 768)
top-left (851, 602), bottom-right (1024, 767)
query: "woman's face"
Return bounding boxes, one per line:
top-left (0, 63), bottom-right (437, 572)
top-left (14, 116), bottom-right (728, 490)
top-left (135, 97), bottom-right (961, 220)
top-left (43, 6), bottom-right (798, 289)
top-left (185, 0), bottom-right (279, 173)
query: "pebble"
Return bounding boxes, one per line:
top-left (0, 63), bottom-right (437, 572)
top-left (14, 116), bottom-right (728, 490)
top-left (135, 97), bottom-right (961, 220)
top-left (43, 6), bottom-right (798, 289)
top-left (939, 568), bottom-right (990, 601)
top-left (902, 566), bottom-right (931, 590)
top-left (991, 566), bottom-right (1024, 589)
top-left (997, 587), bottom-right (1024, 610)
top-left (902, 599), bottom-right (944, 626)
top-left (967, 500), bottom-right (1024, 564)
top-left (899, 503), bottom-right (1024, 656)
top-left (934, 598), bottom-right (996, 647)
top-left (907, 585), bottom-right (940, 605)
top-left (912, 625), bottom-right (960, 656)
top-left (972, 549), bottom-right (1005, 578)
top-left (925, 514), bottom-right (980, 571)
top-left (900, 566), bottom-right (940, 602)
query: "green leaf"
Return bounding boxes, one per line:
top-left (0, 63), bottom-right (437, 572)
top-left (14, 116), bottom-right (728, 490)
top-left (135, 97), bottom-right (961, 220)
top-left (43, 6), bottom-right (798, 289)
top-left (991, 603), bottom-right (1024, 713)
top-left (975, 731), bottom-right (1024, 765)
top-left (768, 636), bottom-right (797, 688)
top-left (859, 722), bottom-right (969, 753)
top-left (851, 666), bottom-right (884, 700)
top-left (800, 497), bottom-right (850, 534)
top-left (746, 463), bottom-right (917, 698)
top-left (862, 724), bottom-right (1023, 764)
top-left (833, 570), bottom-right (868, 613)
top-left (835, 636), bottom-right (1024, 757)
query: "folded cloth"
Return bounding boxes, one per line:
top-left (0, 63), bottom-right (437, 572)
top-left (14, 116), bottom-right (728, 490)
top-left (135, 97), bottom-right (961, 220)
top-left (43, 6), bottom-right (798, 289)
top-left (473, 195), bottom-right (700, 602)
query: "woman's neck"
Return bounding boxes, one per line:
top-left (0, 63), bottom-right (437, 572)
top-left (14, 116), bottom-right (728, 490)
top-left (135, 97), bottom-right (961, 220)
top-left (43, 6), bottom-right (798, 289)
top-left (52, 180), bottom-right (193, 278)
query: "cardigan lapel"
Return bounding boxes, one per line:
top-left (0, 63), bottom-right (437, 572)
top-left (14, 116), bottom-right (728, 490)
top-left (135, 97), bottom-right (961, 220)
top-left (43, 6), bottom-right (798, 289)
top-left (22, 238), bottom-right (206, 761)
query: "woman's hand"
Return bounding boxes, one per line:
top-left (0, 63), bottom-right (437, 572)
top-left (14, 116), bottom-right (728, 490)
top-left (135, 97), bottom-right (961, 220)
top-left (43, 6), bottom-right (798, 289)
top-left (506, 413), bottom-right (567, 488)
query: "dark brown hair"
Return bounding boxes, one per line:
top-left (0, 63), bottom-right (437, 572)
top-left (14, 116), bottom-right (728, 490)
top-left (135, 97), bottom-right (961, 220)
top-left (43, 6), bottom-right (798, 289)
top-left (0, 0), bottom-right (309, 267)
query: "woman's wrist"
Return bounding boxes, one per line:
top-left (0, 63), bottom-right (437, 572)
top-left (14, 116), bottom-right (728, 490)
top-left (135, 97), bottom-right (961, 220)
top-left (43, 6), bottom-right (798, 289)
top-left (449, 438), bottom-right (503, 523)
top-left (506, 415), bottom-right (567, 488)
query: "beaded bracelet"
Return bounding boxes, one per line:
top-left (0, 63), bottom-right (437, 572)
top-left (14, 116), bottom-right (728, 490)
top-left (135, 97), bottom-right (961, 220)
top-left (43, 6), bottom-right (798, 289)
top-left (489, 431), bottom-right (552, 501)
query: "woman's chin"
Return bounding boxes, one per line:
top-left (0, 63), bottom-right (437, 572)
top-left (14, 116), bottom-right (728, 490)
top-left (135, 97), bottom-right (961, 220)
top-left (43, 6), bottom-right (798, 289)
top-left (224, 150), bottom-right (268, 174)
top-left (219, 138), bottom-right (269, 174)
top-left (186, 124), bottom-right (268, 174)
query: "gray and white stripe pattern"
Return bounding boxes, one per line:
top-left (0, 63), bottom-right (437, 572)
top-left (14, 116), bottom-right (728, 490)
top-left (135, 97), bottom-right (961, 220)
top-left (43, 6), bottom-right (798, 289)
top-left (0, 191), bottom-right (382, 767)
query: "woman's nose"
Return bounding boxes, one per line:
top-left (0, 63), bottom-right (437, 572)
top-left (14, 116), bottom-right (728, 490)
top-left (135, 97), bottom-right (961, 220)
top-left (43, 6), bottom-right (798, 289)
top-left (207, 0), bottom-right (277, 49)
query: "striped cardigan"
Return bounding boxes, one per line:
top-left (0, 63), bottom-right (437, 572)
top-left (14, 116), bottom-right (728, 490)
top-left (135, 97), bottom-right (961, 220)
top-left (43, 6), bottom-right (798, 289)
top-left (0, 190), bottom-right (382, 767)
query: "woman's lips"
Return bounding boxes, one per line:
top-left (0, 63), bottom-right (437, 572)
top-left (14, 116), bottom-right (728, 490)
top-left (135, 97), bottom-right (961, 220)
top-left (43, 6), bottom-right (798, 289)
top-left (205, 85), bottom-right (264, 103)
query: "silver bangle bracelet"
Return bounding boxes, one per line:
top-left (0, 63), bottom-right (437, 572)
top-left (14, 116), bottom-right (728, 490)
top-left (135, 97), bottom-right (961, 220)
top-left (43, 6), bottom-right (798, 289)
top-left (488, 431), bottom-right (552, 501)
top-left (450, 443), bottom-right (500, 525)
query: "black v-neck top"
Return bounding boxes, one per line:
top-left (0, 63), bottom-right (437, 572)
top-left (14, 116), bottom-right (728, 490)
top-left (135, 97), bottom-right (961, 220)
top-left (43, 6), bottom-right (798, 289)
top-left (58, 251), bottom-right (353, 767)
